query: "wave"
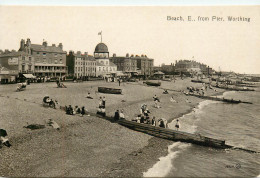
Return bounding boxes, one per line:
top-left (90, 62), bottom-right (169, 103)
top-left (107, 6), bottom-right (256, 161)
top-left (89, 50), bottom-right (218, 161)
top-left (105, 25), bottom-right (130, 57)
top-left (143, 142), bottom-right (190, 177)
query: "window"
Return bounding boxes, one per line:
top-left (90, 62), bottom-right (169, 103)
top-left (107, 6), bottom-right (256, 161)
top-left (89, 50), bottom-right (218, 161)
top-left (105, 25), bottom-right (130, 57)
top-left (22, 56), bottom-right (25, 61)
top-left (29, 57), bottom-right (32, 62)
top-left (106, 61), bottom-right (108, 65)
top-left (28, 65), bottom-right (31, 71)
top-left (55, 59), bottom-right (57, 63)
top-left (103, 67), bottom-right (105, 71)
top-left (22, 65), bottom-right (25, 72)
top-left (60, 59), bottom-right (62, 63)
top-left (55, 54), bottom-right (57, 57)
top-left (99, 67), bottom-right (101, 71)
top-left (43, 53), bottom-right (46, 56)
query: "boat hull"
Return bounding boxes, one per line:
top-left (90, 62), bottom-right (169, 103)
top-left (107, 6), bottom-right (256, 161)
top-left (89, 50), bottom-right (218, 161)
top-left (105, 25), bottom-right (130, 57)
top-left (144, 81), bottom-right (161, 86)
top-left (98, 87), bottom-right (122, 94)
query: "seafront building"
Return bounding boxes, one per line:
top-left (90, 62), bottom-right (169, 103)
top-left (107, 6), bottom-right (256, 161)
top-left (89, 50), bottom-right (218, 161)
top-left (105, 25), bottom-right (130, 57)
top-left (0, 51), bottom-right (35, 83)
top-left (134, 55), bottom-right (154, 76)
top-left (66, 51), bottom-right (96, 78)
top-left (94, 43), bottom-right (117, 77)
top-left (110, 53), bottom-right (138, 76)
top-left (19, 38), bottom-right (67, 78)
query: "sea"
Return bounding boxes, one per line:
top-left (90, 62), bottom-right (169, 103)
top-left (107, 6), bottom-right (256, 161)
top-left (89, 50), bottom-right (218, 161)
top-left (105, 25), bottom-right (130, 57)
top-left (143, 87), bottom-right (260, 177)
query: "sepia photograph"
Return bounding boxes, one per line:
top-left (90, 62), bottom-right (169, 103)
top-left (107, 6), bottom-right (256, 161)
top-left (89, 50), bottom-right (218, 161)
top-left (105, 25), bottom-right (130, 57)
top-left (0, 0), bottom-right (259, 177)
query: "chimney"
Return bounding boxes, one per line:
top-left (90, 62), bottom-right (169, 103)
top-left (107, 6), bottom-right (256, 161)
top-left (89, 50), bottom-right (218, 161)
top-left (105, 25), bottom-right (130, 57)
top-left (141, 54), bottom-right (144, 57)
top-left (113, 53), bottom-right (116, 57)
top-left (69, 50), bottom-right (74, 55)
top-left (52, 44), bottom-right (56, 47)
top-left (77, 51), bottom-right (81, 55)
top-left (43, 41), bottom-right (47, 47)
top-left (19, 39), bottom-right (25, 51)
top-left (26, 38), bottom-right (31, 47)
top-left (58, 43), bottom-right (63, 50)
top-left (84, 52), bottom-right (88, 56)
top-left (126, 53), bottom-right (129, 58)
top-left (4, 49), bottom-right (10, 54)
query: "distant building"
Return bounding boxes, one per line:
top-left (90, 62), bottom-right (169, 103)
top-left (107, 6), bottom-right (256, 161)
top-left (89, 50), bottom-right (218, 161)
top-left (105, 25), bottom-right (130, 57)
top-left (19, 38), bottom-right (67, 77)
top-left (66, 51), bottom-right (96, 78)
top-left (110, 53), bottom-right (138, 76)
top-left (175, 60), bottom-right (200, 74)
top-left (161, 63), bottom-right (175, 74)
top-left (94, 43), bottom-right (117, 77)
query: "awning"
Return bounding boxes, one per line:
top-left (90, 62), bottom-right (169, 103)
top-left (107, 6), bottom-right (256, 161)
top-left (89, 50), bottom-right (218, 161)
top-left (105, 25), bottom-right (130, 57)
top-left (23, 74), bottom-right (36, 78)
top-left (0, 74), bottom-right (11, 79)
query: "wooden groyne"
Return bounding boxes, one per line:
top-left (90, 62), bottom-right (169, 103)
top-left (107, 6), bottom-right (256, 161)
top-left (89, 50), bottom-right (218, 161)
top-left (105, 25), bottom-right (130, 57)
top-left (118, 119), bottom-right (226, 148)
top-left (185, 93), bottom-right (253, 104)
top-left (117, 119), bottom-right (259, 153)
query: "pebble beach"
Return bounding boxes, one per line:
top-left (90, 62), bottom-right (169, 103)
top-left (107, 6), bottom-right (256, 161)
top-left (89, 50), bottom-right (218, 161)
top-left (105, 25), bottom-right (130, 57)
top-left (0, 78), bottom-right (225, 177)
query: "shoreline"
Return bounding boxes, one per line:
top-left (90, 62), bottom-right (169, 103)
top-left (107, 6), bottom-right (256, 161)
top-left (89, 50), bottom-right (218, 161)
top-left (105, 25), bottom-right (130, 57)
top-left (102, 89), bottom-right (227, 177)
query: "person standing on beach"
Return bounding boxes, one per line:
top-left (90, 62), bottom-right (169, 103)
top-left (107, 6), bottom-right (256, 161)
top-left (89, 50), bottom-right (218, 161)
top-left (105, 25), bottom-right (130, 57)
top-left (118, 78), bottom-right (121, 86)
top-left (175, 119), bottom-right (180, 131)
top-left (102, 96), bottom-right (106, 107)
top-left (99, 97), bottom-right (103, 108)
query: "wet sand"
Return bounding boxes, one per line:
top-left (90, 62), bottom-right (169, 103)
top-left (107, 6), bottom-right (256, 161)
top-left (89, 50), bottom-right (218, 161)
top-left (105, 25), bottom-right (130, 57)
top-left (0, 78), bottom-right (225, 177)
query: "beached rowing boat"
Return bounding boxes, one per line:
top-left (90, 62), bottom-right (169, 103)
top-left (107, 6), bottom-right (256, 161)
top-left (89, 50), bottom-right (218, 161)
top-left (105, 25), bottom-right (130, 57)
top-left (144, 81), bottom-right (161, 86)
top-left (118, 119), bottom-right (227, 149)
top-left (98, 87), bottom-right (122, 94)
top-left (191, 79), bottom-right (203, 83)
top-left (184, 93), bottom-right (253, 104)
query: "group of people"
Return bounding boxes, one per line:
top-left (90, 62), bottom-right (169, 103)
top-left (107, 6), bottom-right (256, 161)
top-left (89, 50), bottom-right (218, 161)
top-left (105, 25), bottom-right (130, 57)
top-left (43, 96), bottom-right (58, 109)
top-left (65, 105), bottom-right (88, 116)
top-left (114, 109), bottom-right (125, 120)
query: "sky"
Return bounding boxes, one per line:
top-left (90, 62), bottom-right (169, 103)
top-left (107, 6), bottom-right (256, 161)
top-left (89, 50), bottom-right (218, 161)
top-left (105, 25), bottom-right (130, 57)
top-left (0, 5), bottom-right (259, 74)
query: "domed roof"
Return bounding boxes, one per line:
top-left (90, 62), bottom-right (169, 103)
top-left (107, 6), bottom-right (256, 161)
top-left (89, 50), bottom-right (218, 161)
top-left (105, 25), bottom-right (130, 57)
top-left (95, 43), bottom-right (108, 53)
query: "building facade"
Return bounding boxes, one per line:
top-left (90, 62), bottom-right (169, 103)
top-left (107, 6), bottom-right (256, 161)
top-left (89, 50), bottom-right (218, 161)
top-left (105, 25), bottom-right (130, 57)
top-left (110, 53), bottom-right (137, 75)
top-left (66, 51), bottom-right (96, 78)
top-left (0, 51), bottom-right (35, 82)
top-left (94, 43), bottom-right (117, 77)
top-left (133, 55), bottom-right (154, 76)
top-left (19, 38), bottom-right (67, 77)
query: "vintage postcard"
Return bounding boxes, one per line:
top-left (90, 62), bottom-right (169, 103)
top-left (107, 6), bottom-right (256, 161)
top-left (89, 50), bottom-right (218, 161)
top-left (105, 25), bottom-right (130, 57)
top-left (0, 1), bottom-right (259, 177)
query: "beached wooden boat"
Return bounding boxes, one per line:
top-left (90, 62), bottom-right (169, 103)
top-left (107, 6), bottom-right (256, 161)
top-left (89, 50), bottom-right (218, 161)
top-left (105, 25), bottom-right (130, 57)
top-left (144, 81), bottom-right (161, 86)
top-left (98, 87), bottom-right (122, 94)
top-left (118, 119), bottom-right (227, 149)
top-left (191, 79), bottom-right (203, 83)
top-left (184, 93), bottom-right (252, 104)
